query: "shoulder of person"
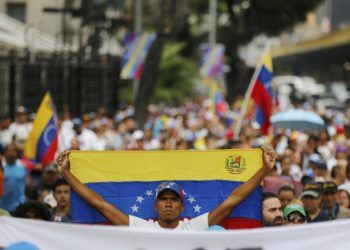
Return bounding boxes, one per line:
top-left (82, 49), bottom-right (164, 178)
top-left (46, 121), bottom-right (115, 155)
top-left (338, 207), bottom-right (350, 218)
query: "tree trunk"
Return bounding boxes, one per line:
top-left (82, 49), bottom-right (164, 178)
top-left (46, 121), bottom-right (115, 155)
top-left (134, 36), bottom-right (164, 126)
top-left (134, 0), bottom-right (188, 126)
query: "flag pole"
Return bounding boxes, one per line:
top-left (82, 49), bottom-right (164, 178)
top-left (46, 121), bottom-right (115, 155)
top-left (233, 41), bottom-right (272, 139)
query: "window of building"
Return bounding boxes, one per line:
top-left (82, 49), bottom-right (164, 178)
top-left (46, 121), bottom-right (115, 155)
top-left (7, 2), bottom-right (26, 23)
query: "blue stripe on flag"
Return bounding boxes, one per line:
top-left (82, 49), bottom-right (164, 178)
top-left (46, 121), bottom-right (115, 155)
top-left (258, 66), bottom-right (272, 86)
top-left (35, 117), bottom-right (57, 162)
top-left (71, 180), bottom-right (262, 223)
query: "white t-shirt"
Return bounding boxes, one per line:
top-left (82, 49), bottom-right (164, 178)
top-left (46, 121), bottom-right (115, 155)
top-left (78, 129), bottom-right (104, 150)
top-left (129, 212), bottom-right (209, 231)
top-left (9, 122), bottom-right (32, 147)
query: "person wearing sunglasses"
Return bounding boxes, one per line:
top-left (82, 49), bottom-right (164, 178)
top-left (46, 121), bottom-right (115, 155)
top-left (283, 203), bottom-right (307, 225)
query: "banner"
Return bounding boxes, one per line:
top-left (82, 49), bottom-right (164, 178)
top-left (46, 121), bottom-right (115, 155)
top-left (69, 149), bottom-right (263, 229)
top-left (199, 44), bottom-right (225, 77)
top-left (120, 33), bottom-right (156, 79)
top-left (1, 217), bottom-right (350, 250)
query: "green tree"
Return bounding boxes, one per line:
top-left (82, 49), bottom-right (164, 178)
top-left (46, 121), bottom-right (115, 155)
top-left (134, 0), bottom-right (190, 125)
top-left (77, 0), bottom-right (130, 55)
top-left (135, 0), bottom-right (324, 125)
top-left (154, 42), bottom-right (198, 105)
top-left (76, 1), bottom-right (324, 125)
top-left (190, 0), bottom-right (325, 103)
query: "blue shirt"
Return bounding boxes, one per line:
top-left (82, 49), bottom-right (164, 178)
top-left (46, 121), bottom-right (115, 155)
top-left (0, 160), bottom-right (27, 212)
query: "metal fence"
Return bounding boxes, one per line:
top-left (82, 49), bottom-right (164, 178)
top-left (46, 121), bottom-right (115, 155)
top-left (0, 53), bottom-right (121, 119)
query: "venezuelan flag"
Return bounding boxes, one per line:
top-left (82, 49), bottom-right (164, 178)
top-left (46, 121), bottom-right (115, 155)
top-left (199, 44), bottom-right (225, 77)
top-left (251, 50), bottom-right (274, 134)
top-left (70, 149), bottom-right (264, 229)
top-left (120, 33), bottom-right (156, 80)
top-left (207, 78), bottom-right (229, 117)
top-left (24, 93), bottom-right (58, 168)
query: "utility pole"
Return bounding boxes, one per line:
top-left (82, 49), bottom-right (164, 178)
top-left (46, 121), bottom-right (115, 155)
top-left (209, 0), bottom-right (217, 44)
top-left (133, 0), bottom-right (143, 101)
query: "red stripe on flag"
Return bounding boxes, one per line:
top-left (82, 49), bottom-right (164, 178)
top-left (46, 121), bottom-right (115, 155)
top-left (251, 79), bottom-right (273, 134)
top-left (41, 134), bottom-right (58, 165)
top-left (134, 63), bottom-right (144, 79)
top-left (221, 218), bottom-right (262, 229)
top-left (91, 218), bottom-right (263, 230)
top-left (22, 158), bottom-right (35, 172)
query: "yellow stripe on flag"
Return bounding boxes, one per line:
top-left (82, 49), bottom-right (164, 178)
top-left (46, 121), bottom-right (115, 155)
top-left (120, 34), bottom-right (148, 79)
top-left (24, 92), bottom-right (55, 159)
top-left (263, 50), bottom-right (273, 72)
top-left (70, 149), bottom-right (263, 183)
top-left (209, 79), bottom-right (219, 115)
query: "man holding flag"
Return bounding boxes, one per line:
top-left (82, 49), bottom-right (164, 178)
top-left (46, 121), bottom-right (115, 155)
top-left (56, 145), bottom-right (276, 230)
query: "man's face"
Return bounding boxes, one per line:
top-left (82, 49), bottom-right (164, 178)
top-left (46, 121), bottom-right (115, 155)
top-left (5, 145), bottom-right (18, 164)
top-left (279, 190), bottom-right (295, 209)
top-left (302, 196), bottom-right (321, 213)
top-left (154, 190), bottom-right (184, 223)
top-left (284, 212), bottom-right (306, 226)
top-left (281, 158), bottom-right (292, 172)
top-left (54, 184), bottom-right (71, 207)
top-left (262, 198), bottom-right (283, 226)
top-left (17, 113), bottom-right (28, 123)
top-left (42, 171), bottom-right (59, 188)
top-left (322, 191), bottom-right (337, 209)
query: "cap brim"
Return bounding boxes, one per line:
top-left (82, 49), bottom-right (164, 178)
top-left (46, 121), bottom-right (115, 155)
top-left (300, 190), bottom-right (319, 198)
top-left (323, 188), bottom-right (337, 193)
top-left (156, 188), bottom-right (182, 200)
top-left (284, 208), bottom-right (306, 217)
top-left (44, 168), bottom-right (58, 173)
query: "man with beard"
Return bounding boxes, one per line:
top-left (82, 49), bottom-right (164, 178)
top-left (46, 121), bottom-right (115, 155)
top-left (262, 192), bottom-right (283, 226)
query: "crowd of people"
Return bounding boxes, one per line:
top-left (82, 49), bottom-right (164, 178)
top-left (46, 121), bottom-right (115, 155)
top-left (1, 97), bottom-right (350, 229)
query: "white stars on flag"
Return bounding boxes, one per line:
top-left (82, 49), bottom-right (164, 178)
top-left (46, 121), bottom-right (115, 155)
top-left (188, 196), bottom-right (196, 204)
top-left (136, 196), bottom-right (144, 203)
top-left (145, 190), bottom-right (153, 197)
top-left (131, 204), bottom-right (139, 213)
top-left (193, 204), bottom-right (201, 213)
top-left (131, 185), bottom-right (204, 216)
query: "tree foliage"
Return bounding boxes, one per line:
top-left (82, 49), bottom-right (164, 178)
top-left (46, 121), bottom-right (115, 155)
top-left (154, 42), bottom-right (197, 105)
top-left (76, 0), bottom-right (325, 125)
top-left (190, 0), bottom-right (325, 103)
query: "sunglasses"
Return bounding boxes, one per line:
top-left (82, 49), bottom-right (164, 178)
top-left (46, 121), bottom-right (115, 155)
top-left (286, 213), bottom-right (306, 223)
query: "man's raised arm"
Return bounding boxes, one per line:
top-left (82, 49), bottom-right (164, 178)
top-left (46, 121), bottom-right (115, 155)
top-left (208, 145), bottom-right (276, 226)
top-left (56, 151), bottom-right (129, 226)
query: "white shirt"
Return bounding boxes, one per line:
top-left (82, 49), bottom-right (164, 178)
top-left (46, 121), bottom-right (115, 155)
top-left (78, 129), bottom-right (103, 150)
top-left (58, 120), bottom-right (75, 151)
top-left (129, 212), bottom-right (209, 231)
top-left (0, 128), bottom-right (13, 147)
top-left (9, 122), bottom-right (32, 146)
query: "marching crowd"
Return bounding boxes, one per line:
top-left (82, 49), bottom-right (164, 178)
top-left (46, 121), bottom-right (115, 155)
top-left (1, 98), bottom-right (350, 229)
